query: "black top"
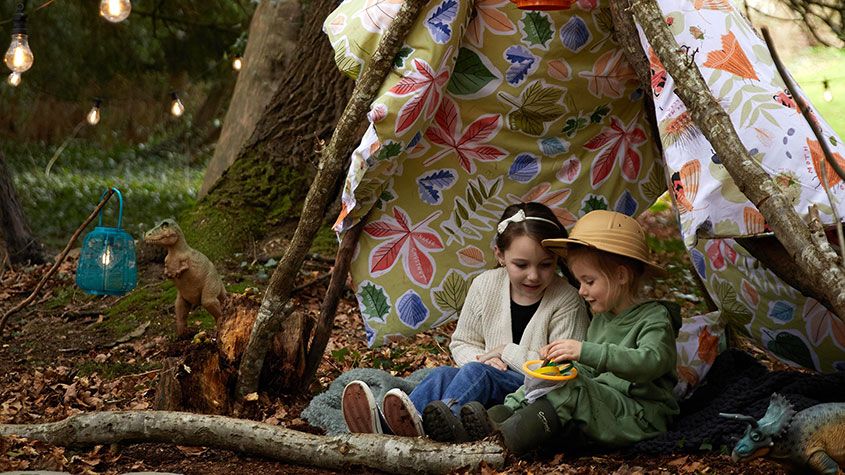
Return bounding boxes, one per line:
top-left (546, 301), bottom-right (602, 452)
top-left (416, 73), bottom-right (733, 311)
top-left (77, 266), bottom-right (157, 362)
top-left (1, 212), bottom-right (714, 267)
top-left (510, 299), bottom-right (541, 344)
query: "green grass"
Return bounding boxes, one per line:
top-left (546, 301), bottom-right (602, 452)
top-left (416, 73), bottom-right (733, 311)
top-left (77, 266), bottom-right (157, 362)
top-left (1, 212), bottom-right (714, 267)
top-left (786, 47), bottom-right (845, 138)
top-left (4, 141), bottom-right (205, 249)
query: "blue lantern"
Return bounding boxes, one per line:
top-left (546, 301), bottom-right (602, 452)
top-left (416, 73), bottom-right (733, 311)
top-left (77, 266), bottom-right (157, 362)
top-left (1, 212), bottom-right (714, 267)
top-left (76, 188), bottom-right (137, 296)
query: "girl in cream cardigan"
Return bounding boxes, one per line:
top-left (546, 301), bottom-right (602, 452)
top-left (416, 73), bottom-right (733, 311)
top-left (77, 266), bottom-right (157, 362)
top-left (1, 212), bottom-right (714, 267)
top-left (342, 203), bottom-right (590, 440)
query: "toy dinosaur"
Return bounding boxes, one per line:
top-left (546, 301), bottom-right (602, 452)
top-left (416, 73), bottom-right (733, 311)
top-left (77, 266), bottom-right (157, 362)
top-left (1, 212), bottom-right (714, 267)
top-left (720, 393), bottom-right (845, 474)
top-left (143, 219), bottom-right (226, 338)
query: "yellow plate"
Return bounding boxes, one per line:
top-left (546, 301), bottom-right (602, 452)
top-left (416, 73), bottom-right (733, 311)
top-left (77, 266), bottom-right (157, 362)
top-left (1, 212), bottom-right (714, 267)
top-left (523, 359), bottom-right (578, 381)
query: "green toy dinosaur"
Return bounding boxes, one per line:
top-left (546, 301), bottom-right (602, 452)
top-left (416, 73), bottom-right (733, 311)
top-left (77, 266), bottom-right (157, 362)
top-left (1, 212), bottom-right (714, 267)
top-left (143, 219), bottom-right (226, 338)
top-left (720, 393), bottom-right (845, 474)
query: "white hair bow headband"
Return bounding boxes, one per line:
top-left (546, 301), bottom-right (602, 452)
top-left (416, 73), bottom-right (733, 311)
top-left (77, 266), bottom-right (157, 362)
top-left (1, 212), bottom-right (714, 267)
top-left (497, 209), bottom-right (560, 234)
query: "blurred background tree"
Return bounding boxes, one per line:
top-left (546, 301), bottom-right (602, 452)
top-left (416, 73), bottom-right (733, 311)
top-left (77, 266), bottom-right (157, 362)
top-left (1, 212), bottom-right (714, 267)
top-left (0, 0), bottom-right (252, 145)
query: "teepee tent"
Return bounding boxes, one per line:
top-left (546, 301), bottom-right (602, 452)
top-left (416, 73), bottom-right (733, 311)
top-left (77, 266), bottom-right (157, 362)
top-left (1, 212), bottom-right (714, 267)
top-left (323, 0), bottom-right (845, 370)
top-left (236, 0), bottom-right (845, 397)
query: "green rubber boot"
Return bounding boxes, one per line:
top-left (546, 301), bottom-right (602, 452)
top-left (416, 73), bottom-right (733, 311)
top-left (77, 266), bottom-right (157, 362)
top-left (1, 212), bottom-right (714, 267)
top-left (497, 399), bottom-right (562, 455)
top-left (460, 402), bottom-right (513, 441)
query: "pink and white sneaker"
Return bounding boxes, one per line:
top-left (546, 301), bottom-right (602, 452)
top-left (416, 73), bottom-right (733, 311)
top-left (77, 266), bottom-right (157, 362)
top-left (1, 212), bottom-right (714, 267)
top-left (342, 380), bottom-right (383, 434)
top-left (382, 388), bottom-right (424, 437)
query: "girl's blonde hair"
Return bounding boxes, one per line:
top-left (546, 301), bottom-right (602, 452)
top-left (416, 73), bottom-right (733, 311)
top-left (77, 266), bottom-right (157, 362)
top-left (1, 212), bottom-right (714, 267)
top-left (566, 246), bottom-right (646, 305)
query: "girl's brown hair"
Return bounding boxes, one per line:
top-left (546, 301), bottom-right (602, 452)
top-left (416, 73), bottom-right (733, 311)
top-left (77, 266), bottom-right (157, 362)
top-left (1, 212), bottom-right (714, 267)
top-left (496, 202), bottom-right (578, 288)
top-left (566, 246), bottom-right (646, 305)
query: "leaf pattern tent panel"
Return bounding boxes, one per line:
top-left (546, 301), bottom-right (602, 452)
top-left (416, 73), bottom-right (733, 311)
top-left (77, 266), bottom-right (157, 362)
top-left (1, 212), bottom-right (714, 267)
top-left (636, 0), bottom-right (845, 249)
top-left (639, 0), bottom-right (845, 372)
top-left (325, 0), bottom-right (664, 346)
top-left (691, 238), bottom-right (845, 373)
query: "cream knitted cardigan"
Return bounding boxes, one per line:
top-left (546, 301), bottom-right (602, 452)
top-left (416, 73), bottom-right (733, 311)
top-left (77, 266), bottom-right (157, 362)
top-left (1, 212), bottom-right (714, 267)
top-left (449, 267), bottom-right (589, 374)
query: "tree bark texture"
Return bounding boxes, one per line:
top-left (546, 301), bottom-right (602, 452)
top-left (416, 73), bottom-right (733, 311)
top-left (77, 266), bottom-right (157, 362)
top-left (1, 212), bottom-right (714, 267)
top-left (236, 0), bottom-right (432, 398)
top-left (153, 293), bottom-right (296, 414)
top-left (186, 0), bottom-right (355, 262)
top-left (0, 411), bottom-right (505, 474)
top-left (631, 0), bottom-right (845, 319)
top-left (0, 154), bottom-right (42, 264)
top-left (199, 0), bottom-right (303, 198)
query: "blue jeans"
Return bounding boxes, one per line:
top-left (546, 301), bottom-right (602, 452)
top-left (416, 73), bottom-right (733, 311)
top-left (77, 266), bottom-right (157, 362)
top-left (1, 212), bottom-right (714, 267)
top-left (409, 362), bottom-right (525, 415)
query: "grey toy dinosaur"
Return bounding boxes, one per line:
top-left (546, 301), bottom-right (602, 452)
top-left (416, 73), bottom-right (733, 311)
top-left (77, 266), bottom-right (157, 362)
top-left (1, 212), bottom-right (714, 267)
top-left (720, 393), bottom-right (845, 474)
top-left (143, 219), bottom-right (225, 338)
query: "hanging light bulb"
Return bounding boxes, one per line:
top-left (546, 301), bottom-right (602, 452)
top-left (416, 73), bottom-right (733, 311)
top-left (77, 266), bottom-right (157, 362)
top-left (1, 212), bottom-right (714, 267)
top-left (169, 91), bottom-right (185, 117)
top-left (100, 243), bottom-right (113, 267)
top-left (6, 71), bottom-right (21, 86)
top-left (232, 56), bottom-right (242, 71)
top-left (86, 99), bottom-right (102, 125)
top-left (4, 4), bottom-right (33, 73)
top-left (823, 79), bottom-right (834, 103)
top-left (99, 0), bottom-right (131, 23)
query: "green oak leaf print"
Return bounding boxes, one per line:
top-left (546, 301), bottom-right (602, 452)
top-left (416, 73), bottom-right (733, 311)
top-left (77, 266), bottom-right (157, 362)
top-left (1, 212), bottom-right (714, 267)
top-left (499, 81), bottom-right (567, 136)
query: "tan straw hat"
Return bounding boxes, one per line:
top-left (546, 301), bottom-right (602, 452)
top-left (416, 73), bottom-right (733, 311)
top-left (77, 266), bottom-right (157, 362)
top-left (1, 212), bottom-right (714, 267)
top-left (542, 210), bottom-right (665, 275)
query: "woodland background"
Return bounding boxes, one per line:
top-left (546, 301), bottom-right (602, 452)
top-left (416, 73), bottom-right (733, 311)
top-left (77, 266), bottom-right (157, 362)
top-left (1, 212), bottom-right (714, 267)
top-left (0, 0), bottom-right (844, 473)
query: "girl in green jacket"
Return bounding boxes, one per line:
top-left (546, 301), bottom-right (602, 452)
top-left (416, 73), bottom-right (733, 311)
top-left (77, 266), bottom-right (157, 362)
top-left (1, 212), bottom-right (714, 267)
top-left (425, 210), bottom-right (681, 454)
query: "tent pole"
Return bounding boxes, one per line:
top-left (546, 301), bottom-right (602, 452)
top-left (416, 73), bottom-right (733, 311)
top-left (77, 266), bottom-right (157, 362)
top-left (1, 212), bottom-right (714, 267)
top-left (300, 218), bottom-right (366, 390)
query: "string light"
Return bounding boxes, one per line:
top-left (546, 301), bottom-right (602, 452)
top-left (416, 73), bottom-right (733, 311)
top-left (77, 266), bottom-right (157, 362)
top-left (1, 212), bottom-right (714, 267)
top-left (4, 2), bottom-right (33, 73)
top-left (232, 56), bottom-right (242, 71)
top-left (86, 98), bottom-right (102, 125)
top-left (823, 79), bottom-right (834, 103)
top-left (169, 91), bottom-right (185, 117)
top-left (6, 71), bottom-right (20, 86)
top-left (99, 0), bottom-right (131, 23)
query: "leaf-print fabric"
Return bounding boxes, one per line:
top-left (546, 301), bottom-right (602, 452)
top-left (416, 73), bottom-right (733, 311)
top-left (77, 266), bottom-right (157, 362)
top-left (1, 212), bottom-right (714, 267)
top-left (638, 1), bottom-right (845, 372)
top-left (637, 2), bottom-right (845, 247)
top-left (324, 0), bottom-right (659, 346)
top-left (325, 0), bottom-right (845, 374)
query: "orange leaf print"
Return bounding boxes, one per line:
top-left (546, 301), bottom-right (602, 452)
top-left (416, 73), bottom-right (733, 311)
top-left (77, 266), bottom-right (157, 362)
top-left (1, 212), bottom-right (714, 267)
top-left (466, 0), bottom-right (516, 48)
top-left (457, 245), bottom-right (486, 268)
top-left (743, 207), bottom-right (766, 234)
top-left (579, 50), bottom-right (637, 99)
top-left (677, 365), bottom-right (700, 386)
top-left (807, 138), bottom-right (845, 188)
top-left (694, 0), bottom-right (733, 11)
top-left (703, 32), bottom-right (759, 80)
top-left (697, 326), bottom-right (719, 365)
top-left (741, 279), bottom-right (759, 306)
top-left (547, 59), bottom-right (572, 82)
top-left (509, 183), bottom-right (576, 227)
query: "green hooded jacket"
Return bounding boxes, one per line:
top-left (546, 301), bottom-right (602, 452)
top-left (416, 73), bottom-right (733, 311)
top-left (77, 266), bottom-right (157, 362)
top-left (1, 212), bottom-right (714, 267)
top-left (577, 300), bottom-right (682, 430)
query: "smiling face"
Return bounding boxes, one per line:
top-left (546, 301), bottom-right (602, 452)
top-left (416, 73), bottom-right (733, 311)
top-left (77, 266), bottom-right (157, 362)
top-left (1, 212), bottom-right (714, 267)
top-left (568, 251), bottom-right (635, 315)
top-left (496, 235), bottom-right (559, 306)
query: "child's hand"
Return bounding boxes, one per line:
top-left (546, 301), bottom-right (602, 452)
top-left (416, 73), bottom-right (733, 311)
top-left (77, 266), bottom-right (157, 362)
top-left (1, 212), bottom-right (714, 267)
top-left (477, 344), bottom-right (507, 363)
top-left (540, 339), bottom-right (582, 363)
top-left (482, 357), bottom-right (507, 371)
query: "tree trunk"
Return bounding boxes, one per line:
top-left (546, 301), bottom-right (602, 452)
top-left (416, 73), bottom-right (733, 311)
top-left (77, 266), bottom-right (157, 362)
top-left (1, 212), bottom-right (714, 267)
top-left (0, 153), bottom-right (42, 265)
top-left (236, 0), bottom-right (431, 398)
top-left (183, 0), bottom-right (355, 261)
top-left (198, 0), bottom-right (303, 198)
top-left (631, 0), bottom-right (845, 319)
top-left (0, 411), bottom-right (505, 475)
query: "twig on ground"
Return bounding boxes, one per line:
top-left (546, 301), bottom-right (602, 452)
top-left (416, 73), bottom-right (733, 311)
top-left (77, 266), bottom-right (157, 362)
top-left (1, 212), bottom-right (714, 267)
top-left (293, 271), bottom-right (332, 293)
top-left (0, 251), bottom-right (8, 281)
top-left (0, 189), bottom-right (116, 336)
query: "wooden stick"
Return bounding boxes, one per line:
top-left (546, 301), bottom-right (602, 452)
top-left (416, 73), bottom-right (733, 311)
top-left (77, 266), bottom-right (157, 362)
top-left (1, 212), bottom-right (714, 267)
top-left (762, 26), bottom-right (845, 260)
top-left (300, 219), bottom-right (365, 389)
top-left (0, 189), bottom-right (115, 335)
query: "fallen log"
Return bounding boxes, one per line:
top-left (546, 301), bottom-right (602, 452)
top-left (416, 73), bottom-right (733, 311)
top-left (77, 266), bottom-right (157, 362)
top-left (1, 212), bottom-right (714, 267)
top-left (0, 411), bottom-right (505, 474)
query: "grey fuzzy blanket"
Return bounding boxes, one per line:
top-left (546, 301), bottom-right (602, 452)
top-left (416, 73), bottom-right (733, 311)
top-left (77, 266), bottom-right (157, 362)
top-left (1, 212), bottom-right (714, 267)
top-left (302, 367), bottom-right (436, 435)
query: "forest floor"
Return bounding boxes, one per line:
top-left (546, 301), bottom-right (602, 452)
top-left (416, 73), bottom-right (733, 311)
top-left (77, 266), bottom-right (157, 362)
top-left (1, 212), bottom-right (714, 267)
top-left (0, 207), bottom-right (790, 474)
